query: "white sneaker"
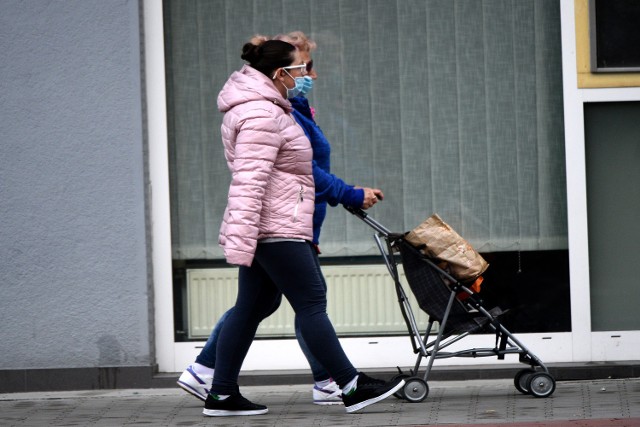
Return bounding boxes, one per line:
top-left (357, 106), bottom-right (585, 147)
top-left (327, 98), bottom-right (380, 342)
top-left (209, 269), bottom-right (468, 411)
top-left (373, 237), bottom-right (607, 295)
top-left (177, 364), bottom-right (213, 401)
top-left (313, 380), bottom-right (343, 405)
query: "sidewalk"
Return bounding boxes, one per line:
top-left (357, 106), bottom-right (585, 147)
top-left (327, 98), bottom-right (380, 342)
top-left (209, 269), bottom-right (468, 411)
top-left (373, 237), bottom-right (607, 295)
top-left (1, 378), bottom-right (639, 426)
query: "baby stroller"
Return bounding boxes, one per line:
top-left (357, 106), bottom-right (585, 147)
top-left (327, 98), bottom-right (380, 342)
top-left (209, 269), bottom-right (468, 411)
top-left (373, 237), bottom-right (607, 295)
top-left (345, 206), bottom-right (556, 402)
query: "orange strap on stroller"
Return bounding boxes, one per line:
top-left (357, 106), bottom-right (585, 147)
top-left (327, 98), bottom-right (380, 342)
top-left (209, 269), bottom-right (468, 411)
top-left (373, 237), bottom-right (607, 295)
top-left (457, 276), bottom-right (483, 301)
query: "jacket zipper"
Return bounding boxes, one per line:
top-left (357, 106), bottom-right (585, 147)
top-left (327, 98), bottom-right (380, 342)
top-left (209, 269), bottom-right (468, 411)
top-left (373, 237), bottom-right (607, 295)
top-left (293, 185), bottom-right (304, 221)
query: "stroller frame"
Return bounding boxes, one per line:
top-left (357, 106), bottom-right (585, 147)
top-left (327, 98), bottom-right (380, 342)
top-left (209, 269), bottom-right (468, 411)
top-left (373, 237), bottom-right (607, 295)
top-left (345, 206), bottom-right (556, 402)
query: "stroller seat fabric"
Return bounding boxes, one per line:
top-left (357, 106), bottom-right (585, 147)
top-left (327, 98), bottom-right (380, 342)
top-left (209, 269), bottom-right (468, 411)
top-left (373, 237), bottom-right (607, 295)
top-left (398, 240), bottom-right (489, 335)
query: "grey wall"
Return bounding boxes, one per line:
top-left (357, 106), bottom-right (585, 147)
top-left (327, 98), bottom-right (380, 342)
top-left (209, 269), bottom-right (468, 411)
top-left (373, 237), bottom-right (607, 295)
top-left (0, 0), bottom-right (151, 370)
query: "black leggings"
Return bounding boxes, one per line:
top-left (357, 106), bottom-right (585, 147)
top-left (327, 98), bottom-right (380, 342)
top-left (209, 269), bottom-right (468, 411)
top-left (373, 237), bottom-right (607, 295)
top-left (210, 241), bottom-right (357, 394)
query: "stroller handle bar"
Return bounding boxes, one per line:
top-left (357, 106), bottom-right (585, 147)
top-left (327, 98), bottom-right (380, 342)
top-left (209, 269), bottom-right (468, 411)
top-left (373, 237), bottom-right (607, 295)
top-left (344, 205), bottom-right (392, 237)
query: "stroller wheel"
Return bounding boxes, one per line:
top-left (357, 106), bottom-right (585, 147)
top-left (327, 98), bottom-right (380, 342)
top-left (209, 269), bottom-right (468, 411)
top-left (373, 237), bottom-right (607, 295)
top-left (403, 377), bottom-right (429, 403)
top-left (391, 373), bottom-right (410, 399)
top-left (514, 368), bottom-right (535, 394)
top-left (526, 373), bottom-right (556, 398)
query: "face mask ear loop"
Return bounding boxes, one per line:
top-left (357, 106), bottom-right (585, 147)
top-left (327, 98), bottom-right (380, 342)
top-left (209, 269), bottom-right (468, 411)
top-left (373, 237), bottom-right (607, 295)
top-left (280, 70), bottom-right (296, 90)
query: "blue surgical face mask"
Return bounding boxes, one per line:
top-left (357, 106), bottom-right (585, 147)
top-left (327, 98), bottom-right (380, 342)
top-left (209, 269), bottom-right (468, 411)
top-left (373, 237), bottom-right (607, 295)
top-left (298, 76), bottom-right (313, 96)
top-left (296, 76), bottom-right (313, 96)
top-left (281, 70), bottom-right (306, 98)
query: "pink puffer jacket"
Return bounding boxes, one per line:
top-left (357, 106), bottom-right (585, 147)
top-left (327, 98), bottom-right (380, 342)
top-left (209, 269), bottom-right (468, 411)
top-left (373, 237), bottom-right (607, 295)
top-left (217, 65), bottom-right (315, 266)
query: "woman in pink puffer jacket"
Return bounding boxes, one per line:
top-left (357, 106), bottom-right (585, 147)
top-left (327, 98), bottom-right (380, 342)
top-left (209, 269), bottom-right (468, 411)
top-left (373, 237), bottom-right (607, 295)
top-left (205, 39), bottom-right (404, 418)
top-left (217, 58), bottom-right (315, 267)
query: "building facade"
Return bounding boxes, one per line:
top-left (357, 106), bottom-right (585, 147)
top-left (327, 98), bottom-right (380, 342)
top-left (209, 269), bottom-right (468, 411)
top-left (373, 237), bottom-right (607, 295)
top-left (0, 0), bottom-right (638, 392)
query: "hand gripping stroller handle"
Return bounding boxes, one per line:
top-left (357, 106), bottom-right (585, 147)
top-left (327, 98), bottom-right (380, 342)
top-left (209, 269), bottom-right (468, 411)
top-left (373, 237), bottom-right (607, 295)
top-left (343, 205), bottom-right (391, 236)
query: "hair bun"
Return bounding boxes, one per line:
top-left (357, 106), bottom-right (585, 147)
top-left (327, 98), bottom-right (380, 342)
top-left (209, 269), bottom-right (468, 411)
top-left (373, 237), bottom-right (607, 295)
top-left (241, 35), bottom-right (269, 63)
top-left (240, 42), bottom-right (260, 63)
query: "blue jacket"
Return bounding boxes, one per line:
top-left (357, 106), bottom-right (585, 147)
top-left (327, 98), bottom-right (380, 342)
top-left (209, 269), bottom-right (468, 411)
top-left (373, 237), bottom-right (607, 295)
top-left (290, 96), bottom-right (364, 245)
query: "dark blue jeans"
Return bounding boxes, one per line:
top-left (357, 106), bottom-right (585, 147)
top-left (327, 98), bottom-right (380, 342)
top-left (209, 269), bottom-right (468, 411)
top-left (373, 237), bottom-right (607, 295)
top-left (195, 307), bottom-right (233, 369)
top-left (209, 241), bottom-right (357, 394)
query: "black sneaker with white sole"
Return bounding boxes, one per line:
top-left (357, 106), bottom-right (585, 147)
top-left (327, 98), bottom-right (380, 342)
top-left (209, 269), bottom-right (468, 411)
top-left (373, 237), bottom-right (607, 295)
top-left (342, 373), bottom-right (405, 413)
top-left (203, 392), bottom-right (268, 417)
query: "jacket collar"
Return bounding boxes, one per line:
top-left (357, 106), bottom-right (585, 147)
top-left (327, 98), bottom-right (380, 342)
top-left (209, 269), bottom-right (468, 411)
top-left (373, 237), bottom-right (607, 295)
top-left (218, 65), bottom-right (292, 113)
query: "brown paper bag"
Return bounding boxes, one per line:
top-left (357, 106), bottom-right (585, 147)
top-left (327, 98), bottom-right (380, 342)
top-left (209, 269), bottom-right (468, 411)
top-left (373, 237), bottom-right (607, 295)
top-left (404, 214), bottom-right (489, 282)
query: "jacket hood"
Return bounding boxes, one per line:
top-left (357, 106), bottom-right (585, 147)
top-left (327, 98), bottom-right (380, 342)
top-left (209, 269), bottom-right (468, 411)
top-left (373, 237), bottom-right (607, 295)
top-left (217, 64), bottom-right (292, 113)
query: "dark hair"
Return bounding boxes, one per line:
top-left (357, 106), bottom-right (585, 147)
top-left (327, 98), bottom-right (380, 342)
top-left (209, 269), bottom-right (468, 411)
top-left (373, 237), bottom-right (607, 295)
top-left (241, 39), bottom-right (296, 77)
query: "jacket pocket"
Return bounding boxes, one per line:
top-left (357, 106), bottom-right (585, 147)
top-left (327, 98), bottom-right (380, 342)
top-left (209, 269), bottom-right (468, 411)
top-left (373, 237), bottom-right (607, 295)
top-left (292, 185), bottom-right (304, 222)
